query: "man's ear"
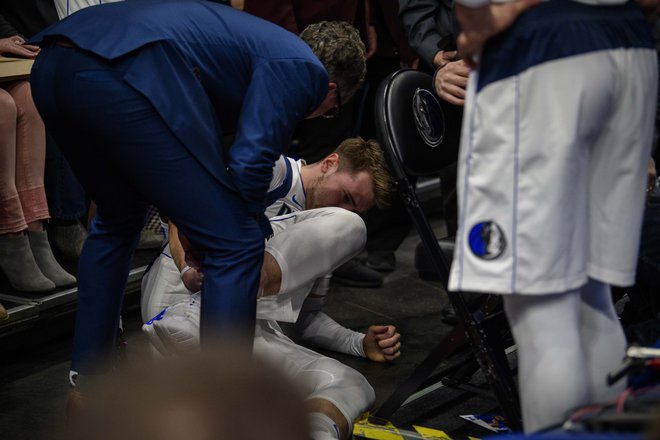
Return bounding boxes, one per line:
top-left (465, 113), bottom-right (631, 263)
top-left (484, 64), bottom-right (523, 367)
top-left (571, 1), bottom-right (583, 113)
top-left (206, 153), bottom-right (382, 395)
top-left (321, 153), bottom-right (340, 174)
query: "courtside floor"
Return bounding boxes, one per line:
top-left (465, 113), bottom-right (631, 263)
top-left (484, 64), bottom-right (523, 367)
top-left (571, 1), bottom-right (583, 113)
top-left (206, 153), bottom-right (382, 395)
top-left (0, 205), bottom-right (505, 440)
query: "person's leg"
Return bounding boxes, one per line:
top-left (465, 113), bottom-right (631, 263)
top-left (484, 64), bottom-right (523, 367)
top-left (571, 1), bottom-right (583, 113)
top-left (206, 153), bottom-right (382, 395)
top-left (44, 132), bottom-right (87, 222)
top-left (254, 322), bottom-right (375, 440)
top-left (4, 80), bottom-right (76, 287)
top-left (503, 291), bottom-right (589, 433)
top-left (579, 278), bottom-right (627, 402)
top-left (0, 85), bottom-right (56, 292)
top-left (0, 86), bottom-right (27, 234)
top-left (266, 207), bottom-right (366, 295)
top-left (44, 132), bottom-right (88, 259)
top-left (73, 197), bottom-right (146, 373)
top-left (5, 81), bottom-right (49, 227)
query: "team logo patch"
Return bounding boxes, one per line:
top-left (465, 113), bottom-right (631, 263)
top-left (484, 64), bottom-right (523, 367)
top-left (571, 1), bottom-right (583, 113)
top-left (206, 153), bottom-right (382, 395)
top-left (468, 221), bottom-right (506, 260)
top-left (412, 88), bottom-right (445, 148)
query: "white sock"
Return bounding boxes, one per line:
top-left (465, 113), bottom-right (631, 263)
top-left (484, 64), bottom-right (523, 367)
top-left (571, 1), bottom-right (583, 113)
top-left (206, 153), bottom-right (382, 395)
top-left (309, 412), bottom-right (341, 440)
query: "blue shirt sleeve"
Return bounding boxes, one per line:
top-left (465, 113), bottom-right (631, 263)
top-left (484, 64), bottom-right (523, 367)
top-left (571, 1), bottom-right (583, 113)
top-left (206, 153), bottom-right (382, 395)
top-left (228, 57), bottom-right (327, 218)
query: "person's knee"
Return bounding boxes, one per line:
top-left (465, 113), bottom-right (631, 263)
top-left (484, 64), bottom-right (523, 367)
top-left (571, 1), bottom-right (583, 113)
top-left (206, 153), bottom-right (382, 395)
top-left (308, 358), bottom-right (375, 421)
top-left (321, 207), bottom-right (367, 253)
top-left (0, 89), bottom-right (17, 128)
top-left (11, 82), bottom-right (42, 127)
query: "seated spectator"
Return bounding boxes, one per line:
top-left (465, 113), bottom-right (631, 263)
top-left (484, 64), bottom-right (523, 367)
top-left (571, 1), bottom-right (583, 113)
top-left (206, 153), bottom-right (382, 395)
top-left (0, 36), bottom-right (76, 298)
top-left (0, 4), bottom-right (89, 260)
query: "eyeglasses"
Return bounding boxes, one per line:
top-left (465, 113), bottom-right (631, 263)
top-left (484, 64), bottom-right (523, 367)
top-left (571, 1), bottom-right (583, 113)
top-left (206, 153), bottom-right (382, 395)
top-left (321, 86), bottom-right (342, 119)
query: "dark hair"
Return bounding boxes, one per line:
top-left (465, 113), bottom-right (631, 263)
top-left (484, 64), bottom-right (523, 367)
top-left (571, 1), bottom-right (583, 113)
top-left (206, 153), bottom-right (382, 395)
top-left (300, 21), bottom-right (366, 103)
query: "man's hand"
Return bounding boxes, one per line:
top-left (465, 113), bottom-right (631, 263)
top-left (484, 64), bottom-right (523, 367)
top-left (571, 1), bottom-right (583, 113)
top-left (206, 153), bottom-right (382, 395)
top-left (182, 266), bottom-right (204, 292)
top-left (455, 0), bottom-right (540, 68)
top-left (0, 36), bottom-right (40, 59)
top-left (432, 50), bottom-right (458, 70)
top-left (363, 325), bottom-right (401, 362)
top-left (434, 59), bottom-right (470, 106)
top-left (177, 229), bottom-right (202, 270)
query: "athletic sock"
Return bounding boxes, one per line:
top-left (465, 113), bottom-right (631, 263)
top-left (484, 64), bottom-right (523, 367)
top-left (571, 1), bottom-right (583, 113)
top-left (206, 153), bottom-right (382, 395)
top-left (309, 412), bottom-right (341, 440)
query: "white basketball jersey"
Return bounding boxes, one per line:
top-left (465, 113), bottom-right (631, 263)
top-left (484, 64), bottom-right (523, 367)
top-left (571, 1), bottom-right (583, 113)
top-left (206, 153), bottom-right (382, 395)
top-left (265, 156), bottom-right (306, 218)
top-left (54, 0), bottom-right (124, 19)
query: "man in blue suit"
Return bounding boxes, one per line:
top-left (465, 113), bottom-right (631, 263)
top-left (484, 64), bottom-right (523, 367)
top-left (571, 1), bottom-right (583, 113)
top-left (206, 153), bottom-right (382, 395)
top-left (28, 0), bottom-right (366, 389)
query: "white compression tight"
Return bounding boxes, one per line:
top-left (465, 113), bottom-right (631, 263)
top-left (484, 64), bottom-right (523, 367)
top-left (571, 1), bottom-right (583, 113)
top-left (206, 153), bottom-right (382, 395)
top-left (503, 278), bottom-right (627, 433)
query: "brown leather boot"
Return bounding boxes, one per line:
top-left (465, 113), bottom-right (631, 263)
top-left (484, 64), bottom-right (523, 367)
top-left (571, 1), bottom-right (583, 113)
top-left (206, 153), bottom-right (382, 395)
top-left (0, 302), bottom-right (7, 320)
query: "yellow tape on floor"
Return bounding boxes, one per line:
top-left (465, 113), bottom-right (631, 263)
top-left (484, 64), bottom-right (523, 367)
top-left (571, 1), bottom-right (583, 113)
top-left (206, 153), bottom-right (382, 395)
top-left (412, 425), bottom-right (452, 439)
top-left (353, 413), bottom-right (461, 440)
top-left (353, 413), bottom-right (405, 440)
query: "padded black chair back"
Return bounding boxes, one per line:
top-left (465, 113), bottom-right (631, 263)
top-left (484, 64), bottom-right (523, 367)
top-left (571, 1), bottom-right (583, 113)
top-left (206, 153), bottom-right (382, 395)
top-left (375, 69), bottom-right (460, 178)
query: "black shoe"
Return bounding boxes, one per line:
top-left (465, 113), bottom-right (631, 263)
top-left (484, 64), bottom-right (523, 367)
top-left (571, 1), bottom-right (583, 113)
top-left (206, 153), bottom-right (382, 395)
top-left (365, 251), bottom-right (396, 272)
top-left (440, 304), bottom-right (458, 325)
top-left (333, 258), bottom-right (383, 288)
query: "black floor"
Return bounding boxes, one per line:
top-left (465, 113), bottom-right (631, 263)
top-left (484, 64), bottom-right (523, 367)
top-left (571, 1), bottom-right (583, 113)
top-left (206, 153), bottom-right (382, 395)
top-left (0, 214), bottom-right (506, 440)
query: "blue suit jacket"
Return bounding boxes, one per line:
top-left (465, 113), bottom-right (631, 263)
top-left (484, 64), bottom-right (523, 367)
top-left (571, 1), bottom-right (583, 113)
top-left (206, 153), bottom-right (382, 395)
top-left (31, 0), bottom-right (328, 217)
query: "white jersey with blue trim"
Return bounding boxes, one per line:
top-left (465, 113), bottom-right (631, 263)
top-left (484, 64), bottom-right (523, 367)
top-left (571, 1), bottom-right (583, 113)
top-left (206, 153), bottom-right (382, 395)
top-left (265, 155), bottom-right (306, 218)
top-left (159, 155), bottom-right (303, 244)
top-left (54, 0), bottom-right (124, 19)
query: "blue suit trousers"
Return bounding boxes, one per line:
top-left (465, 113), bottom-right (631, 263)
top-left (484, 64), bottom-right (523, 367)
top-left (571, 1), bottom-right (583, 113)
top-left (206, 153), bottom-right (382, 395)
top-left (31, 45), bottom-right (263, 374)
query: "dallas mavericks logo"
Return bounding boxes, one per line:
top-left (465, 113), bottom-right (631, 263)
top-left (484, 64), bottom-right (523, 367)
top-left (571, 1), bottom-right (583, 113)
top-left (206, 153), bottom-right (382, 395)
top-left (469, 221), bottom-right (506, 260)
top-left (412, 88), bottom-right (444, 148)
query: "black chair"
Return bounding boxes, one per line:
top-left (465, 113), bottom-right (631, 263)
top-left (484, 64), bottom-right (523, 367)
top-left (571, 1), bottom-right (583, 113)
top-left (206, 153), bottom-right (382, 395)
top-left (372, 69), bottom-right (522, 430)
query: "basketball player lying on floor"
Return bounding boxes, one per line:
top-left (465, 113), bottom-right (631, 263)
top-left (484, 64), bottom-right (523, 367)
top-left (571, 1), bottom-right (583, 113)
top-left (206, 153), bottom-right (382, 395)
top-left (141, 137), bottom-right (400, 440)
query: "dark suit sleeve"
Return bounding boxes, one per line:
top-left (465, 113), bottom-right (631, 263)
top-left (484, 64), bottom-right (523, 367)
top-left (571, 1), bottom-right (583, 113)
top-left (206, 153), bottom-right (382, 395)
top-left (228, 58), bottom-right (327, 219)
top-left (0, 13), bottom-right (20, 39)
top-left (398, 0), bottom-right (454, 67)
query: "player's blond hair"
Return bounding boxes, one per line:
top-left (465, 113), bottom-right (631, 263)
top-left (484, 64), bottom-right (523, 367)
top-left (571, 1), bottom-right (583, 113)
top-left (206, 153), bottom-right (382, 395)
top-left (335, 137), bottom-right (394, 209)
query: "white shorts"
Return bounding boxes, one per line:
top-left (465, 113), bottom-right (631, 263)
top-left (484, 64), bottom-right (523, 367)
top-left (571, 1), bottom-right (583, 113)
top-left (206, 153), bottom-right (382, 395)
top-left (449, 2), bottom-right (657, 295)
top-left (254, 321), bottom-right (375, 423)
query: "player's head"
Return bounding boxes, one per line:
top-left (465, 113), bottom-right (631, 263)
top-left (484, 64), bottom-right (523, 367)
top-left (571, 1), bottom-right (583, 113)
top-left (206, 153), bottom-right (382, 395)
top-left (300, 21), bottom-right (366, 119)
top-left (305, 137), bottom-right (393, 213)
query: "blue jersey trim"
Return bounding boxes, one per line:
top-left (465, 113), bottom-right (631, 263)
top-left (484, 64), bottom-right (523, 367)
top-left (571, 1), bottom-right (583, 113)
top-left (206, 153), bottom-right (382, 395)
top-left (266, 158), bottom-right (293, 206)
top-left (478, 0), bottom-right (654, 91)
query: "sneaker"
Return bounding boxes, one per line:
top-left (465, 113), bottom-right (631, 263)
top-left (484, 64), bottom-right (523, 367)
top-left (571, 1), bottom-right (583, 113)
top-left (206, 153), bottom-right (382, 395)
top-left (440, 304), bottom-right (458, 325)
top-left (142, 293), bottom-right (201, 355)
top-left (332, 258), bottom-right (383, 288)
top-left (365, 250), bottom-right (396, 272)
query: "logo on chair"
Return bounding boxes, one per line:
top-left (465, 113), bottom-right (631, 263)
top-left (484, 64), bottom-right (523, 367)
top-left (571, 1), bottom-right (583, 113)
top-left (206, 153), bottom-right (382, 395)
top-left (412, 88), bottom-right (445, 148)
top-left (469, 221), bottom-right (506, 260)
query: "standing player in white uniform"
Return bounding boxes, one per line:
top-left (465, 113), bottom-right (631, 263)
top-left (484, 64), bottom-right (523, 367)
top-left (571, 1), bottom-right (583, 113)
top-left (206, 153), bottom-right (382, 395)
top-left (449, 0), bottom-right (658, 432)
top-left (141, 137), bottom-right (400, 440)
